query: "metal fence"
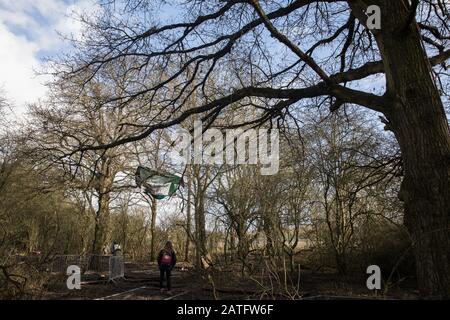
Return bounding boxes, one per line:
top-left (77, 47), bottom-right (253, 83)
top-left (46, 255), bottom-right (87, 273)
top-left (44, 254), bottom-right (122, 279)
top-left (109, 256), bottom-right (125, 281)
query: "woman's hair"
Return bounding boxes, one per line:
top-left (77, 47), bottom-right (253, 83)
top-left (164, 241), bottom-right (173, 252)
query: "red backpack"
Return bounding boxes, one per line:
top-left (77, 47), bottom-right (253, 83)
top-left (161, 252), bottom-right (172, 265)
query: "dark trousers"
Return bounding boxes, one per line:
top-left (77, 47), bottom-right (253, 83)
top-left (159, 267), bottom-right (171, 290)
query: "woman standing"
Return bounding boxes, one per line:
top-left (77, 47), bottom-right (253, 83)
top-left (157, 241), bottom-right (177, 293)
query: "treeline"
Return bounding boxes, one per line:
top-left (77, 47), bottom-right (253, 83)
top-left (0, 82), bottom-right (414, 297)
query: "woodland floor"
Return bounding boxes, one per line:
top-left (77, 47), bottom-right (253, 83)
top-left (41, 261), bottom-right (420, 300)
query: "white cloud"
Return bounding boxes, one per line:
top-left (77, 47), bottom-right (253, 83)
top-left (0, 23), bottom-right (46, 110)
top-left (0, 0), bottom-right (96, 118)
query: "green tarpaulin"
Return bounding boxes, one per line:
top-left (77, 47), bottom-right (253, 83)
top-left (135, 166), bottom-right (182, 200)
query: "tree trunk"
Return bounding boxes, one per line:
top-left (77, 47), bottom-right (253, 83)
top-left (194, 197), bottom-right (207, 268)
top-left (90, 191), bottom-right (110, 271)
top-left (235, 221), bottom-right (249, 276)
top-left (184, 168), bottom-right (192, 261)
top-left (150, 197), bottom-right (157, 261)
top-left (335, 251), bottom-right (347, 275)
top-left (370, 0), bottom-right (450, 298)
top-left (289, 253), bottom-right (295, 274)
top-left (192, 165), bottom-right (208, 268)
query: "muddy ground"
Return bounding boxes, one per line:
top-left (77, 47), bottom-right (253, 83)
top-left (41, 261), bottom-right (419, 300)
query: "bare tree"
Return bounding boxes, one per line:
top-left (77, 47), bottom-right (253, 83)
top-left (26, 66), bottom-right (144, 269)
top-left (53, 0), bottom-right (450, 297)
top-left (308, 108), bottom-right (402, 274)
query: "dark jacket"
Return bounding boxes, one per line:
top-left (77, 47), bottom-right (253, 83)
top-left (157, 249), bottom-right (177, 270)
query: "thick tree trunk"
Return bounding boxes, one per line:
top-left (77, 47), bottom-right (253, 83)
top-left (371, 0), bottom-right (450, 298)
top-left (89, 157), bottom-right (115, 271)
top-left (90, 191), bottom-right (111, 271)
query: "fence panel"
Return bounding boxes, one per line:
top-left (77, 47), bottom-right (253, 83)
top-left (109, 256), bottom-right (125, 280)
top-left (39, 254), bottom-right (125, 281)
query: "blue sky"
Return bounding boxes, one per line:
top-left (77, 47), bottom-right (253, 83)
top-left (0, 0), bottom-right (187, 118)
top-left (0, 0), bottom-right (388, 119)
top-left (0, 0), bottom-right (97, 116)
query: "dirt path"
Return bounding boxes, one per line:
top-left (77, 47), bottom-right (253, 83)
top-left (44, 262), bottom-right (206, 300)
top-left (94, 286), bottom-right (190, 300)
top-left (86, 267), bottom-right (195, 300)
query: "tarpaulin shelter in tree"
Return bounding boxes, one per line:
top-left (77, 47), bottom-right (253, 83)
top-left (135, 166), bottom-right (183, 200)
